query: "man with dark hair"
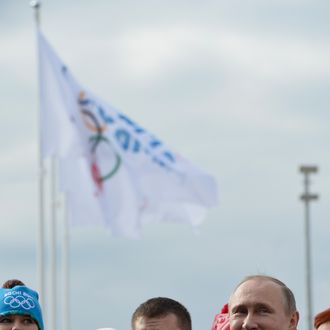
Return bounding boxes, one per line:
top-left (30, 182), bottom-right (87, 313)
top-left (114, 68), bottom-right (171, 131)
top-left (228, 275), bottom-right (299, 330)
top-left (131, 297), bottom-right (192, 330)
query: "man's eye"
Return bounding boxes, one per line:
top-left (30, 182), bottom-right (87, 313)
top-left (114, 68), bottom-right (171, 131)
top-left (258, 308), bottom-right (270, 314)
top-left (0, 317), bottom-right (12, 323)
top-left (22, 318), bottom-right (34, 324)
top-left (233, 307), bottom-right (247, 315)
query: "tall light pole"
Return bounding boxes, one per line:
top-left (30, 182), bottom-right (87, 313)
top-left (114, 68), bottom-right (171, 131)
top-left (299, 165), bottom-right (319, 330)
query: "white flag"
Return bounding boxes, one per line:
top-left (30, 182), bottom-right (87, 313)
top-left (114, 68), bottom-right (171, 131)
top-left (38, 30), bottom-right (218, 238)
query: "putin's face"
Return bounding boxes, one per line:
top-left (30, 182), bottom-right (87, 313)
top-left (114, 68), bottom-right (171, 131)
top-left (229, 278), bottom-right (299, 330)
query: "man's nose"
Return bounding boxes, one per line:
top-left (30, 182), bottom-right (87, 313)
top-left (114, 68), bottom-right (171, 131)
top-left (242, 313), bottom-right (258, 330)
top-left (12, 320), bottom-right (22, 330)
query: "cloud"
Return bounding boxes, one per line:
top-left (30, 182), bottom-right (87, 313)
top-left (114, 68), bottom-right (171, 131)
top-left (43, 22), bottom-right (330, 110)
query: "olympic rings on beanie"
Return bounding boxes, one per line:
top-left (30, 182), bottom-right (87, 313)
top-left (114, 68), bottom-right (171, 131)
top-left (0, 285), bottom-right (44, 330)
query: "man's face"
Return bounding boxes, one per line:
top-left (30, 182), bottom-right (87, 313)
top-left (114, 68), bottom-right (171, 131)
top-left (318, 321), bottom-right (330, 330)
top-left (0, 314), bottom-right (39, 330)
top-left (229, 278), bottom-right (299, 330)
top-left (133, 313), bottom-right (182, 330)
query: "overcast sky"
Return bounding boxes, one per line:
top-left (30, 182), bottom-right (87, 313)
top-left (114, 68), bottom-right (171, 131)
top-left (1, 1), bottom-right (330, 330)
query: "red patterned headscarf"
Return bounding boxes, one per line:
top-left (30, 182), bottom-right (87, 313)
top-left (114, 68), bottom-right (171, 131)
top-left (211, 304), bottom-right (230, 330)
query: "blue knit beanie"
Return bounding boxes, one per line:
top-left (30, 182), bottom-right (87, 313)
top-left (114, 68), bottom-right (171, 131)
top-left (0, 285), bottom-right (44, 330)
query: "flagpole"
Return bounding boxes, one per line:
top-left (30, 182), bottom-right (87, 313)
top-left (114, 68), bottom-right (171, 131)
top-left (30, 0), bottom-right (45, 307)
top-left (31, 3), bottom-right (58, 330)
top-left (50, 159), bottom-right (57, 330)
top-left (63, 193), bottom-right (70, 330)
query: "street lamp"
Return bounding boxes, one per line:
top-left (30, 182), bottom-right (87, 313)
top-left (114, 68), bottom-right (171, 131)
top-left (299, 165), bottom-right (319, 330)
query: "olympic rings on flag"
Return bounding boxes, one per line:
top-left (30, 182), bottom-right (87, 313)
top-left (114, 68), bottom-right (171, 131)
top-left (89, 135), bottom-right (121, 181)
top-left (79, 98), bottom-right (122, 186)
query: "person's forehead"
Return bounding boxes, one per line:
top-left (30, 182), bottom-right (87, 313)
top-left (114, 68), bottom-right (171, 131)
top-left (230, 278), bottom-right (285, 308)
top-left (239, 278), bottom-right (281, 291)
top-left (318, 321), bottom-right (330, 330)
top-left (0, 314), bottom-right (33, 318)
top-left (134, 314), bottom-right (180, 330)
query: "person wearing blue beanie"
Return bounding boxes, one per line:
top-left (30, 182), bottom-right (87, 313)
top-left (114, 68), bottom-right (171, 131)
top-left (0, 279), bottom-right (44, 330)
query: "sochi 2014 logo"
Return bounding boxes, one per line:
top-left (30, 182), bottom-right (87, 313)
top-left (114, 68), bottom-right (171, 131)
top-left (4, 294), bottom-right (35, 310)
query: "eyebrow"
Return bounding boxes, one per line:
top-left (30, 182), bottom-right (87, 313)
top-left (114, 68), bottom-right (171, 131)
top-left (231, 303), bottom-right (275, 313)
top-left (230, 304), bottom-right (246, 313)
top-left (254, 303), bottom-right (275, 311)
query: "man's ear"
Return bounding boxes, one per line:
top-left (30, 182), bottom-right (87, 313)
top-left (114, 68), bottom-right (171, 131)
top-left (289, 311), bottom-right (299, 330)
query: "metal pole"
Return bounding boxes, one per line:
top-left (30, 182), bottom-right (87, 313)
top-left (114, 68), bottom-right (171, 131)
top-left (303, 173), bottom-right (312, 330)
top-left (50, 159), bottom-right (57, 330)
top-left (30, 0), bottom-right (40, 26)
top-left (63, 194), bottom-right (70, 330)
top-left (299, 165), bottom-right (319, 330)
top-left (30, 0), bottom-right (45, 307)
